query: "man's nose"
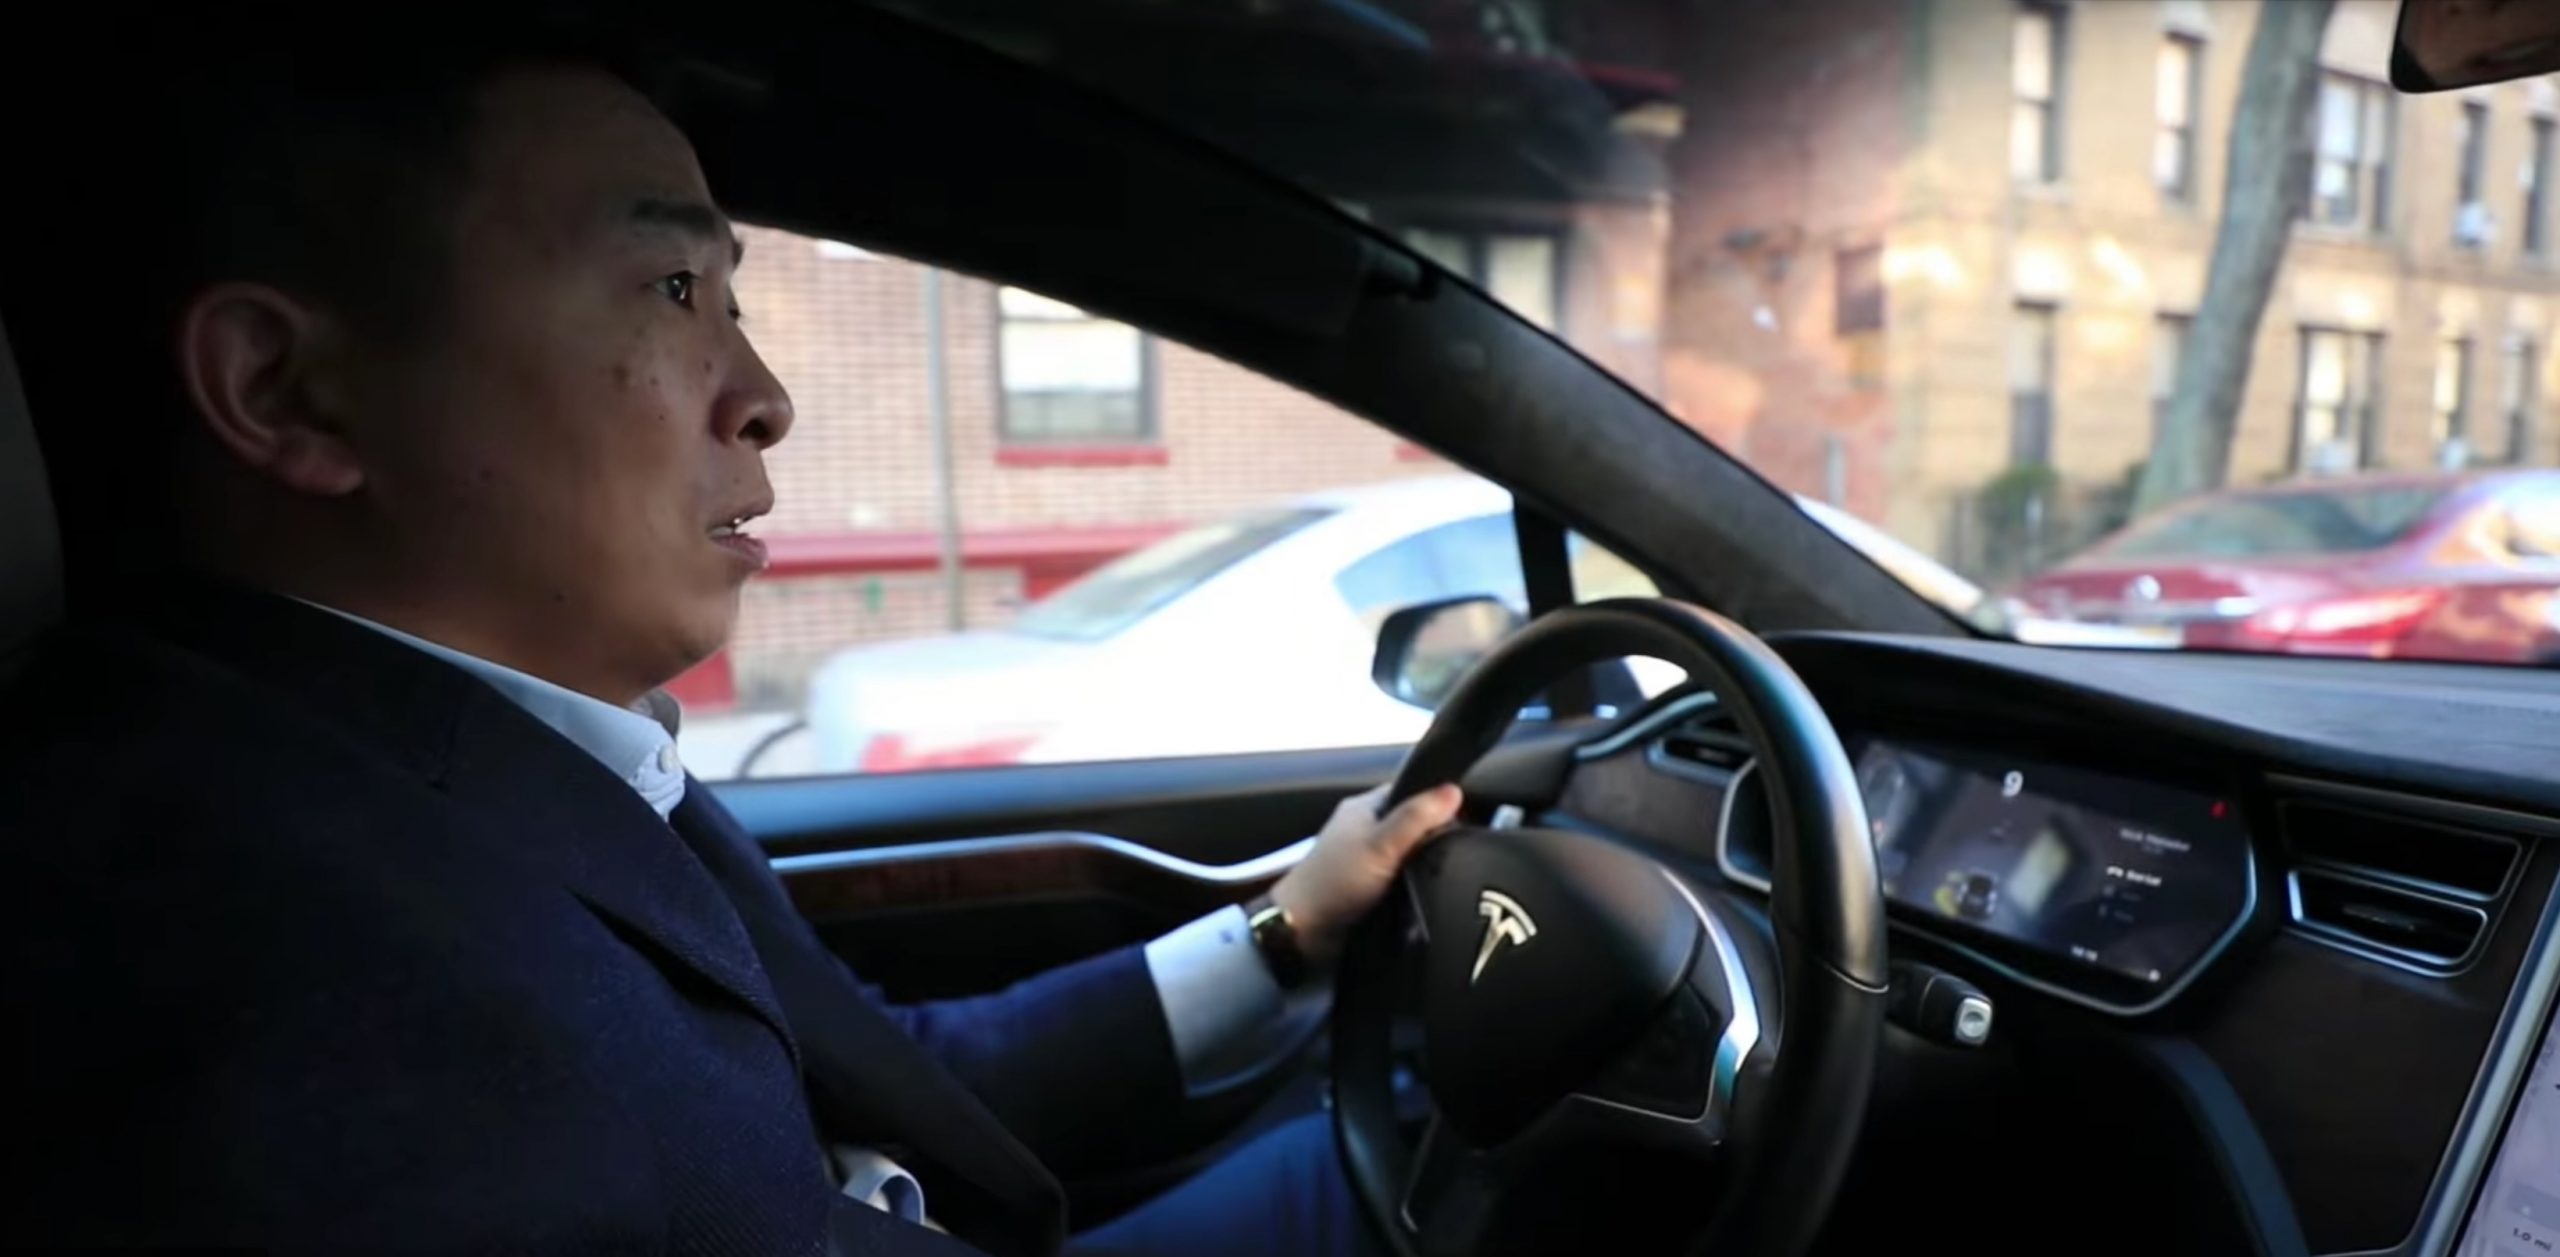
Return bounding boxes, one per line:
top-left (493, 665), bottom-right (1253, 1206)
top-left (714, 334), bottom-right (796, 450)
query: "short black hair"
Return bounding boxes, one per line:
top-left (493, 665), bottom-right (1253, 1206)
top-left (5, 14), bottom-right (677, 600)
top-left (152, 20), bottom-right (674, 340)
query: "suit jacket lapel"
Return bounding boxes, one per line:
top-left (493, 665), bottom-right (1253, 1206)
top-left (669, 789), bottom-right (1066, 1257)
top-left (439, 696), bottom-right (798, 1055)
top-left (130, 583), bottom-right (798, 1057)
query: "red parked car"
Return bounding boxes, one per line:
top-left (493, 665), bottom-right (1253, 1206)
top-left (2006, 471), bottom-right (2560, 665)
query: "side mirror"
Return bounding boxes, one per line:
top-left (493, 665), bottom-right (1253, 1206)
top-left (2392, 0), bottom-right (2560, 92)
top-left (1371, 595), bottom-right (1525, 710)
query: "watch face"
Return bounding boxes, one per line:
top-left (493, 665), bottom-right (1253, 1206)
top-left (1248, 898), bottom-right (1308, 988)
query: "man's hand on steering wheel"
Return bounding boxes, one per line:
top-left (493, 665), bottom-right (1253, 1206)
top-left (1270, 783), bottom-right (1466, 966)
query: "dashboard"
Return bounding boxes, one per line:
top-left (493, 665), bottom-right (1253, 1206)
top-left (1547, 632), bottom-right (2560, 1257)
top-left (1720, 735), bottom-right (2256, 1012)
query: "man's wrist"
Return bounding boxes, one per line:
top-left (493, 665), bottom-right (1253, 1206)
top-left (1244, 892), bottom-right (1323, 988)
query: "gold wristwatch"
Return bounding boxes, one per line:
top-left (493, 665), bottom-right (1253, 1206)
top-left (1244, 892), bottom-right (1312, 989)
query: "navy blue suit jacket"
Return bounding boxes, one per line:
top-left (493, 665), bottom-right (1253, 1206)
top-left (0, 586), bottom-right (1188, 1254)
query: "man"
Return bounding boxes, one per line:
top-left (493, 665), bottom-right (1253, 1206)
top-left (0, 26), bottom-right (1458, 1257)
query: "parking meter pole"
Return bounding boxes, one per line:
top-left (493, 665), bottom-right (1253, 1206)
top-left (923, 268), bottom-right (965, 631)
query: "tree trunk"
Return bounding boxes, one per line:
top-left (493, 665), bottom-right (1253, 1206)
top-left (2134, 0), bottom-right (2337, 516)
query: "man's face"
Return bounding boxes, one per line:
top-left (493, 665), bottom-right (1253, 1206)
top-left (340, 67), bottom-right (792, 700)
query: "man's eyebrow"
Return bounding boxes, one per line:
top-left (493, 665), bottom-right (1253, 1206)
top-left (629, 197), bottom-right (744, 264)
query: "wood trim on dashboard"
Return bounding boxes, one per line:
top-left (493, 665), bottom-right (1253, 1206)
top-left (772, 832), bottom-right (1307, 920)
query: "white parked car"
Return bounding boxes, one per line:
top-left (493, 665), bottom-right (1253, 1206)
top-left (789, 477), bottom-right (2148, 774)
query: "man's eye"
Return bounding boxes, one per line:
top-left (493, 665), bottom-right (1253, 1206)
top-left (654, 272), bottom-right (698, 308)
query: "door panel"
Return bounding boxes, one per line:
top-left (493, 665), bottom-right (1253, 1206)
top-left (723, 742), bottom-right (1409, 860)
top-left (716, 724), bottom-right (1588, 998)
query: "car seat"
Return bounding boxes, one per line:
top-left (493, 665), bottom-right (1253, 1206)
top-left (0, 312), bottom-right (63, 680)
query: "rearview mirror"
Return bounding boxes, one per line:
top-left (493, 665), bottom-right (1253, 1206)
top-left (2392, 0), bottom-right (2560, 91)
top-left (1371, 596), bottom-right (1524, 710)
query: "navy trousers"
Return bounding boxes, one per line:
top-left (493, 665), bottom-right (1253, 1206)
top-left (1067, 1114), bottom-right (1383, 1257)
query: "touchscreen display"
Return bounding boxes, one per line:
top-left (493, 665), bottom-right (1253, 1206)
top-left (1854, 739), bottom-right (2251, 989)
top-left (2460, 1006), bottom-right (2559, 1256)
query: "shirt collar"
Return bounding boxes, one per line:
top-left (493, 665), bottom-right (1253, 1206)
top-left (293, 600), bottom-right (689, 820)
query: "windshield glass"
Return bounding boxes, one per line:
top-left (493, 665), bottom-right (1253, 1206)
top-left (879, 0), bottom-right (2560, 667)
top-left (1012, 507), bottom-right (1331, 641)
top-left (2089, 484), bottom-right (2448, 562)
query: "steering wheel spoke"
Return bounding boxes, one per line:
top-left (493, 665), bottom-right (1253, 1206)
top-left (1394, 1118), bottom-right (1500, 1257)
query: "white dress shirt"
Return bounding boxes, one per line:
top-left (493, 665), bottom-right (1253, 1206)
top-left (306, 602), bottom-right (1301, 1216)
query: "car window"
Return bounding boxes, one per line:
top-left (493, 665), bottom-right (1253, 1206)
top-left (2089, 486), bottom-right (2446, 561)
top-left (1014, 508), bottom-right (1331, 641)
top-left (2503, 484), bottom-right (2560, 559)
top-left (884, 0), bottom-right (2558, 669)
top-left (686, 230), bottom-right (1547, 780)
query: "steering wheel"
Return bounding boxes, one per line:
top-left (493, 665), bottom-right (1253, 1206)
top-left (1331, 598), bottom-right (1888, 1257)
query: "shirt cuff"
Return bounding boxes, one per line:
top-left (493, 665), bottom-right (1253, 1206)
top-left (1143, 904), bottom-right (1293, 1094)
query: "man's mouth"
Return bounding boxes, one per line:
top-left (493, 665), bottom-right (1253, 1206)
top-left (710, 502), bottom-right (773, 570)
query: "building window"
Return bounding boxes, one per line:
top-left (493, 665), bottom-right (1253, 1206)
top-left (2455, 101), bottom-right (2491, 248)
top-left (2012, 4), bottom-right (2064, 185)
top-left (997, 287), bottom-right (1151, 443)
top-left (2156, 35), bottom-right (2201, 201)
top-left (2310, 73), bottom-right (2393, 232)
top-left (2433, 336), bottom-right (2472, 458)
top-left (2295, 327), bottom-right (2384, 473)
top-left (1835, 245), bottom-right (1885, 334)
top-left (2502, 336), bottom-right (2541, 462)
top-left (1400, 227), bottom-right (1561, 330)
top-left (2010, 302), bottom-right (2057, 467)
top-left (2527, 116), bottom-right (2554, 257)
top-left (2152, 313), bottom-right (2190, 437)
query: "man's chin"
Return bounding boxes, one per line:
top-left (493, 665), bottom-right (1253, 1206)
top-left (659, 595), bottom-right (744, 686)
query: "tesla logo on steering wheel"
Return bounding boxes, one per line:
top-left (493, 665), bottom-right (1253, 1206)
top-left (1471, 889), bottom-right (1538, 984)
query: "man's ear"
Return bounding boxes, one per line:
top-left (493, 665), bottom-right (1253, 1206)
top-left (174, 283), bottom-right (366, 497)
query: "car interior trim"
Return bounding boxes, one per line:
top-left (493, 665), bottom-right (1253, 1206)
top-left (1572, 868), bottom-right (1764, 1129)
top-left (2404, 880), bottom-right (2560, 1257)
top-left (1712, 787), bottom-right (2261, 1017)
top-left (1642, 737), bottom-right (1748, 791)
top-left (2116, 1036), bottom-right (2317, 1257)
top-left (768, 829), bottom-right (1316, 886)
top-left (1711, 758), bottom-right (1765, 888)
top-left (2267, 772), bottom-right (2560, 846)
top-left (1569, 689), bottom-right (1721, 762)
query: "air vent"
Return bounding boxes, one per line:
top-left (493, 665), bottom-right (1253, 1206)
top-left (2279, 797), bottom-right (2524, 974)
top-left (1658, 720), bottom-right (1750, 774)
top-left (2288, 868), bottom-right (2488, 971)
top-left (1646, 710), bottom-right (1751, 783)
top-left (2281, 801), bottom-right (2521, 901)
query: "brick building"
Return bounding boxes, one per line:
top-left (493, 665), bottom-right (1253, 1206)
top-left (1658, 0), bottom-right (2560, 575)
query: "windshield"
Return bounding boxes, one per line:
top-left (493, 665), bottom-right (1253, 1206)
top-left (2087, 485), bottom-right (2448, 562)
top-left (1012, 507), bottom-right (1331, 641)
top-left (882, 0), bottom-right (2560, 667)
